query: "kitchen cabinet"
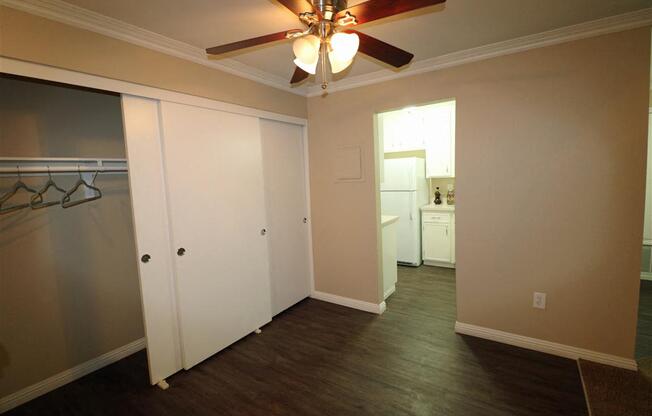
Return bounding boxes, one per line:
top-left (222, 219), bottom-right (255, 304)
top-left (424, 101), bottom-right (456, 178)
top-left (381, 109), bottom-right (426, 153)
top-left (379, 101), bottom-right (456, 178)
top-left (421, 207), bottom-right (455, 268)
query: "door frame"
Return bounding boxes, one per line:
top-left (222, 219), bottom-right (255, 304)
top-left (2, 56), bottom-right (316, 379)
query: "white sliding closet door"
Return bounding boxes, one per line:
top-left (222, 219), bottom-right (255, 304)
top-left (159, 101), bottom-right (272, 369)
top-left (260, 119), bottom-right (311, 315)
top-left (122, 96), bottom-right (182, 385)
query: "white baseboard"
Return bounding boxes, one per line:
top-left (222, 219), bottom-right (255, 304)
top-left (0, 338), bottom-right (146, 413)
top-left (640, 272), bottom-right (652, 281)
top-left (423, 260), bottom-right (456, 269)
top-left (383, 285), bottom-right (396, 300)
top-left (311, 291), bottom-right (386, 315)
top-left (454, 322), bottom-right (637, 371)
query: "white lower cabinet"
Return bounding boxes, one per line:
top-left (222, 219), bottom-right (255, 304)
top-left (422, 208), bottom-right (455, 268)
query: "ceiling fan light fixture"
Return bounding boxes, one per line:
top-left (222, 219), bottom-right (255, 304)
top-left (329, 32), bottom-right (359, 62)
top-left (294, 57), bottom-right (318, 75)
top-left (292, 35), bottom-right (321, 74)
top-left (328, 54), bottom-right (352, 74)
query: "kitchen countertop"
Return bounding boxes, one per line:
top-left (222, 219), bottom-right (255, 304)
top-left (421, 204), bottom-right (456, 212)
top-left (381, 215), bottom-right (400, 226)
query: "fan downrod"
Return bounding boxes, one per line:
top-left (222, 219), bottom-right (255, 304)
top-left (311, 0), bottom-right (348, 20)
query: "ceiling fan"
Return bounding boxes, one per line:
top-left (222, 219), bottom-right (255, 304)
top-left (206, 0), bottom-right (447, 90)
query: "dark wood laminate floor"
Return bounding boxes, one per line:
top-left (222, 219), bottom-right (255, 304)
top-left (636, 280), bottom-right (652, 359)
top-left (8, 266), bottom-right (588, 415)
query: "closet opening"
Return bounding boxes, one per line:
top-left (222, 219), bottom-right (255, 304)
top-left (0, 73), bottom-right (142, 404)
top-left (375, 99), bottom-right (456, 312)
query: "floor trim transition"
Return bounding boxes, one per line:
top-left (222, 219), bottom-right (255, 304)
top-left (577, 361), bottom-right (594, 416)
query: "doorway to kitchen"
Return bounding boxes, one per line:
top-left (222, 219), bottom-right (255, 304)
top-left (376, 99), bottom-right (456, 305)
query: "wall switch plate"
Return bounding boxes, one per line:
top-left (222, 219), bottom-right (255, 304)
top-left (533, 292), bottom-right (547, 309)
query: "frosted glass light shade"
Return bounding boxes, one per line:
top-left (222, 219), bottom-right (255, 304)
top-left (293, 35), bottom-right (320, 75)
top-left (328, 32), bottom-right (359, 74)
top-left (328, 55), bottom-right (353, 74)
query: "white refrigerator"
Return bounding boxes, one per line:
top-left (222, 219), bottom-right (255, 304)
top-left (381, 158), bottom-right (429, 266)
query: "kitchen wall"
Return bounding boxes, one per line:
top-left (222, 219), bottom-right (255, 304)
top-left (0, 6), bottom-right (307, 119)
top-left (308, 27), bottom-right (650, 359)
top-left (0, 76), bottom-right (142, 397)
top-left (429, 178), bottom-right (456, 205)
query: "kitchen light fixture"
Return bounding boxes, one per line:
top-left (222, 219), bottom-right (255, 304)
top-left (206, 0), bottom-right (447, 90)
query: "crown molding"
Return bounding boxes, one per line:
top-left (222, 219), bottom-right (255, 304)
top-left (0, 0), bottom-right (309, 96)
top-left (1, 1), bottom-right (650, 99)
top-left (307, 7), bottom-right (652, 97)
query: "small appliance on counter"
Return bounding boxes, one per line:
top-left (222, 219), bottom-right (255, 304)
top-left (434, 187), bottom-right (442, 205)
top-left (447, 187), bottom-right (455, 205)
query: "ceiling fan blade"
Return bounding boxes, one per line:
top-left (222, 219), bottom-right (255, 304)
top-left (290, 66), bottom-right (310, 84)
top-left (276, 0), bottom-right (318, 16)
top-left (337, 0), bottom-right (446, 25)
top-left (206, 30), bottom-right (300, 55)
top-left (350, 30), bottom-right (414, 68)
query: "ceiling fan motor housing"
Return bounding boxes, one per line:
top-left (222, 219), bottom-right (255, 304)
top-left (312, 0), bottom-right (348, 20)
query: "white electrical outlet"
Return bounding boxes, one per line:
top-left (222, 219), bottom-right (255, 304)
top-left (533, 292), bottom-right (547, 309)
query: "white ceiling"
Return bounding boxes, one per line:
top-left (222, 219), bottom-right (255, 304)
top-left (63, 0), bottom-right (652, 84)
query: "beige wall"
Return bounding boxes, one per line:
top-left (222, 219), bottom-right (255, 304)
top-left (0, 6), bottom-right (307, 119)
top-left (308, 28), bottom-right (651, 359)
top-left (0, 76), bottom-right (142, 397)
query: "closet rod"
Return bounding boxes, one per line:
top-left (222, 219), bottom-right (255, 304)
top-left (0, 157), bottom-right (128, 176)
top-left (0, 166), bottom-right (127, 174)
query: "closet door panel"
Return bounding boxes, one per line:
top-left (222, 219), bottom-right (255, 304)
top-left (121, 95), bottom-right (182, 385)
top-left (159, 101), bottom-right (271, 369)
top-left (260, 120), bottom-right (311, 315)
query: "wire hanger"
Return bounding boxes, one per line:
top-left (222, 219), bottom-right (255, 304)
top-left (0, 165), bottom-right (38, 215)
top-left (30, 166), bottom-right (67, 210)
top-left (61, 166), bottom-right (102, 209)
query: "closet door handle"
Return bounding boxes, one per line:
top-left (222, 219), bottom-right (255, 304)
top-left (177, 248), bottom-right (186, 257)
top-left (261, 229), bottom-right (267, 236)
top-left (303, 218), bottom-right (308, 224)
top-left (141, 254), bottom-right (151, 263)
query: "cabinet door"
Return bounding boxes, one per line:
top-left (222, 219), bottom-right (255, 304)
top-left (423, 222), bottom-right (451, 263)
top-left (260, 119), bottom-right (311, 316)
top-left (382, 110), bottom-right (425, 153)
top-left (424, 102), bottom-right (455, 178)
top-left (159, 101), bottom-right (272, 370)
top-left (382, 111), bottom-right (401, 153)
